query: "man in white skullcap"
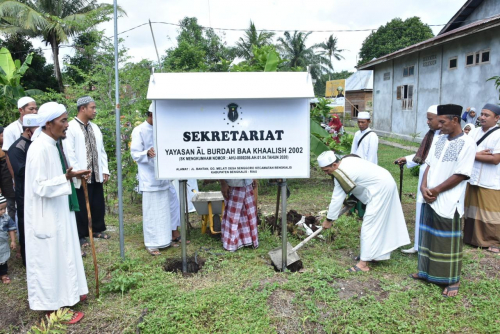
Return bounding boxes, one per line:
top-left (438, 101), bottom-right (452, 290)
top-left (318, 150), bottom-right (410, 273)
top-left (7, 114), bottom-right (39, 266)
top-left (130, 103), bottom-right (182, 255)
top-left (464, 103), bottom-right (500, 254)
top-left (351, 111), bottom-right (378, 164)
top-left (63, 96), bottom-right (110, 250)
top-left (395, 105), bottom-right (442, 254)
top-left (1, 97), bottom-right (37, 221)
top-left (25, 102), bottom-right (90, 322)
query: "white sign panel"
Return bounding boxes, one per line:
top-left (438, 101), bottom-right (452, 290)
top-left (154, 98), bottom-right (310, 179)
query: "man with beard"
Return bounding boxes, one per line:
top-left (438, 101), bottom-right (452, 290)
top-left (25, 102), bottom-right (90, 322)
top-left (63, 96), bottom-right (110, 251)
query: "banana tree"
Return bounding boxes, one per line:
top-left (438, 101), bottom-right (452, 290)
top-left (0, 47), bottom-right (42, 106)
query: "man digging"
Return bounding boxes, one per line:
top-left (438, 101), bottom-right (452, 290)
top-left (318, 151), bottom-right (410, 272)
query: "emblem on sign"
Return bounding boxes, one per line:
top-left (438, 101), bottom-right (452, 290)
top-left (227, 103), bottom-right (239, 122)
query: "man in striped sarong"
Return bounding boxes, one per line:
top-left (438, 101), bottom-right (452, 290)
top-left (220, 179), bottom-right (258, 251)
top-left (463, 104), bottom-right (500, 254)
top-left (410, 104), bottom-right (476, 297)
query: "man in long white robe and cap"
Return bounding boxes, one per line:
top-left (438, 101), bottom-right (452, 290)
top-left (25, 102), bottom-right (90, 323)
top-left (351, 111), bottom-right (378, 164)
top-left (318, 150), bottom-right (410, 272)
top-left (395, 105), bottom-right (441, 254)
top-left (131, 103), bottom-right (181, 255)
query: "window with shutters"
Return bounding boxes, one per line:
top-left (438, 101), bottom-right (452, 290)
top-left (400, 85), bottom-right (413, 110)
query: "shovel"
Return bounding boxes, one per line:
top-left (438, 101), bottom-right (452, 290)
top-left (268, 204), bottom-right (353, 270)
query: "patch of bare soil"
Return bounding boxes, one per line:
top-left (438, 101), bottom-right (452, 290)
top-left (462, 249), bottom-right (500, 281)
top-left (329, 278), bottom-right (388, 301)
top-left (267, 289), bottom-right (302, 334)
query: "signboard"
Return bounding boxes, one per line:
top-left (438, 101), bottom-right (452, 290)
top-left (325, 79), bottom-right (346, 113)
top-left (153, 98), bottom-right (310, 180)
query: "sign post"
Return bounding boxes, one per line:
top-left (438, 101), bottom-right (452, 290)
top-left (147, 72), bottom-right (314, 273)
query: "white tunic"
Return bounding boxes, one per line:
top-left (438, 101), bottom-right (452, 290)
top-left (468, 126), bottom-right (500, 190)
top-left (25, 132), bottom-right (88, 310)
top-left (2, 120), bottom-right (22, 151)
top-left (62, 118), bottom-right (109, 188)
top-left (404, 130), bottom-right (441, 250)
top-left (327, 157), bottom-right (410, 261)
top-left (130, 121), bottom-right (170, 192)
top-left (351, 127), bottom-right (378, 164)
top-left (425, 133), bottom-right (476, 219)
top-left (131, 121), bottom-right (177, 246)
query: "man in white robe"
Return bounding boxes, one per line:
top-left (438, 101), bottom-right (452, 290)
top-left (351, 111), bottom-right (378, 164)
top-left (319, 150), bottom-right (410, 272)
top-left (130, 104), bottom-right (180, 255)
top-left (395, 105), bottom-right (441, 253)
top-left (25, 102), bottom-right (89, 322)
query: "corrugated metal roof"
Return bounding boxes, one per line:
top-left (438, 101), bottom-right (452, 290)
top-left (439, 0), bottom-right (484, 35)
top-left (346, 70), bottom-right (373, 91)
top-left (147, 72), bottom-right (315, 99)
top-left (358, 13), bottom-right (500, 70)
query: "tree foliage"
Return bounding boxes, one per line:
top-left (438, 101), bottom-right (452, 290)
top-left (358, 17), bottom-right (434, 66)
top-left (315, 34), bottom-right (344, 71)
top-left (163, 17), bottom-right (235, 72)
top-left (235, 21), bottom-right (275, 60)
top-left (0, 0), bottom-right (122, 91)
top-left (0, 34), bottom-right (59, 92)
top-left (277, 31), bottom-right (332, 80)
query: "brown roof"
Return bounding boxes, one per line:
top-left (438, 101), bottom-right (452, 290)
top-left (358, 13), bottom-right (500, 70)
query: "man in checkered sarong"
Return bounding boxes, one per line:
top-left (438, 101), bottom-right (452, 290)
top-left (409, 104), bottom-right (476, 298)
top-left (219, 179), bottom-right (258, 251)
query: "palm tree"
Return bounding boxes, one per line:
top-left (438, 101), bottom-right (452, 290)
top-left (0, 0), bottom-right (121, 91)
top-left (277, 31), bottom-right (331, 79)
top-left (315, 34), bottom-right (344, 71)
top-left (235, 21), bottom-right (275, 60)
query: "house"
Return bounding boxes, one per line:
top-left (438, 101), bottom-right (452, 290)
top-left (358, 0), bottom-right (500, 141)
top-left (345, 70), bottom-right (373, 118)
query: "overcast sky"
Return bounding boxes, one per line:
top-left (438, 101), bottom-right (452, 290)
top-left (34, 0), bottom-right (465, 72)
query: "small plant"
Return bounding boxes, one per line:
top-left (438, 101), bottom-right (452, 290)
top-left (409, 132), bottom-right (421, 143)
top-left (102, 271), bottom-right (144, 295)
top-left (29, 308), bottom-right (72, 334)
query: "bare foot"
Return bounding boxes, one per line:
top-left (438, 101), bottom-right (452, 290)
top-left (442, 282), bottom-right (460, 297)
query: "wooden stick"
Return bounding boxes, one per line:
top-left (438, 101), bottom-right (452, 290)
top-left (82, 181), bottom-right (99, 298)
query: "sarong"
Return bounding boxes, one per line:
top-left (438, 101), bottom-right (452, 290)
top-left (417, 204), bottom-right (462, 285)
top-left (463, 184), bottom-right (500, 248)
top-left (142, 190), bottom-right (172, 248)
top-left (221, 184), bottom-right (258, 251)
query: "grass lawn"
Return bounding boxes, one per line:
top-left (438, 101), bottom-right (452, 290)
top-left (1, 144), bottom-right (499, 333)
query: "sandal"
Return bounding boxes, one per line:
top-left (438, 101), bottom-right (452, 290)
top-left (81, 251), bottom-right (87, 257)
top-left (79, 238), bottom-right (89, 248)
top-left (61, 309), bottom-right (85, 324)
top-left (172, 236), bottom-right (190, 244)
top-left (1, 275), bottom-right (11, 284)
top-left (93, 233), bottom-right (111, 240)
top-left (442, 285), bottom-right (460, 298)
top-left (487, 246), bottom-right (500, 254)
top-left (347, 265), bottom-right (368, 273)
top-left (408, 273), bottom-right (424, 281)
top-left (146, 248), bottom-right (161, 256)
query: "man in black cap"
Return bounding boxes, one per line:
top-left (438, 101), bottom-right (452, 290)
top-left (409, 104), bottom-right (476, 297)
top-left (463, 103), bottom-right (500, 254)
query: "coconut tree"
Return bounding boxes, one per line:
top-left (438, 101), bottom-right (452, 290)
top-left (235, 21), bottom-right (275, 60)
top-left (315, 34), bottom-right (344, 71)
top-left (277, 30), bottom-right (332, 79)
top-left (0, 0), bottom-right (122, 92)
